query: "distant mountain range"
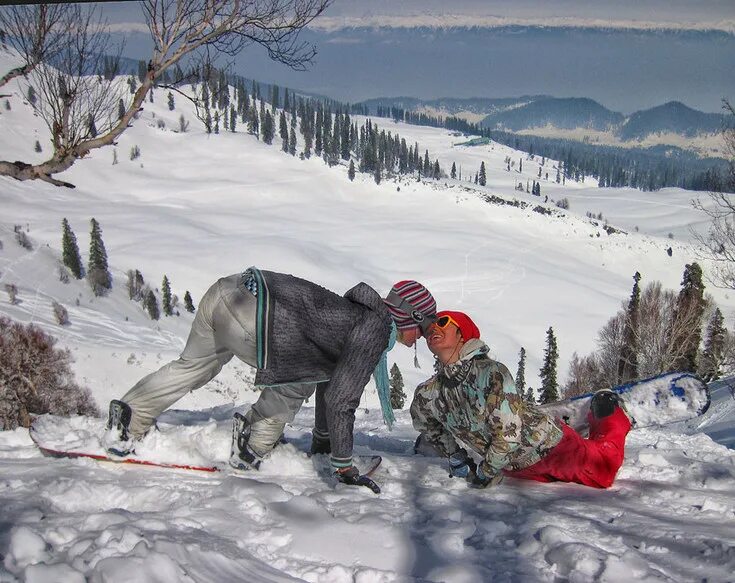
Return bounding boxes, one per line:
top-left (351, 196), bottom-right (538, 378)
top-left (357, 96), bottom-right (727, 152)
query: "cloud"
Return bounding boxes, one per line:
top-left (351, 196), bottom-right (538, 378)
top-left (309, 15), bottom-right (735, 34)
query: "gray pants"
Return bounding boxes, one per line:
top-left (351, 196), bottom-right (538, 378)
top-left (121, 274), bottom-right (315, 455)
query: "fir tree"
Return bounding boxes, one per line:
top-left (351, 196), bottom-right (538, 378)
top-left (230, 106), bottom-right (237, 132)
top-left (280, 110), bottom-right (288, 151)
top-left (144, 289), bottom-right (160, 320)
top-left (118, 98), bottom-right (125, 120)
top-left (34, 140), bottom-right (42, 153)
top-left (433, 159), bottom-right (440, 179)
top-left (672, 263), bottom-right (706, 372)
top-left (87, 218), bottom-right (111, 296)
top-left (618, 272), bottom-right (641, 384)
top-left (538, 327), bottom-right (559, 404)
top-left (516, 347), bottom-right (526, 399)
top-left (348, 159), bottom-right (356, 181)
top-left (288, 126), bottom-right (297, 156)
top-left (451, 161), bottom-right (457, 179)
top-left (479, 161), bottom-right (486, 186)
top-left (262, 111), bottom-right (275, 144)
top-left (161, 275), bottom-right (173, 316)
top-left (167, 91), bottom-right (175, 111)
top-left (61, 218), bottom-right (84, 279)
top-left (389, 363), bottom-right (406, 409)
top-left (184, 291), bottom-right (195, 313)
top-left (700, 308), bottom-right (727, 381)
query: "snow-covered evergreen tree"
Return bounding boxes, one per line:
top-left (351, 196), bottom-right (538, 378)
top-left (87, 218), bottom-right (111, 296)
top-left (61, 218), bottom-right (83, 279)
top-left (389, 363), bottom-right (406, 409)
top-left (539, 327), bottom-right (559, 404)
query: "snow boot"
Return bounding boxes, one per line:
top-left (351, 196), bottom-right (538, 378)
top-left (104, 400), bottom-right (134, 456)
top-left (229, 412), bottom-right (263, 471)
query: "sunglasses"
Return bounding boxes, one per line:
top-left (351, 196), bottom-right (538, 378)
top-left (433, 314), bottom-right (461, 330)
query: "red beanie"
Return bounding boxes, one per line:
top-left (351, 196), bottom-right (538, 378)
top-left (437, 310), bottom-right (481, 340)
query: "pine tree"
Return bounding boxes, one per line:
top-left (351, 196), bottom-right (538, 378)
top-left (118, 98), bottom-right (125, 120)
top-left (34, 140), bottom-right (42, 153)
top-left (700, 308), bottom-right (727, 381)
top-left (348, 159), bottom-right (355, 181)
top-left (167, 91), bottom-right (175, 111)
top-left (538, 327), bottom-right (559, 404)
top-left (61, 218), bottom-right (84, 279)
top-left (672, 263), bottom-right (706, 372)
top-left (262, 111), bottom-right (275, 144)
top-left (451, 161), bottom-right (457, 179)
top-left (618, 272), bottom-right (641, 384)
top-left (433, 159), bottom-right (440, 179)
top-left (516, 347), bottom-right (526, 399)
top-left (87, 218), bottom-right (111, 296)
top-left (280, 111), bottom-right (288, 151)
top-left (288, 126), bottom-right (297, 156)
top-left (161, 275), bottom-right (173, 316)
top-left (230, 106), bottom-right (236, 132)
top-left (389, 363), bottom-right (406, 409)
top-left (144, 289), bottom-right (160, 320)
top-left (479, 161), bottom-right (486, 186)
top-left (184, 291), bottom-right (195, 313)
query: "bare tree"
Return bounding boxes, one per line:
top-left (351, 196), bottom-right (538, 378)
top-left (0, 4), bottom-right (69, 92)
top-left (0, 0), bottom-right (332, 188)
top-left (564, 352), bottom-right (604, 398)
top-left (692, 100), bottom-right (735, 287)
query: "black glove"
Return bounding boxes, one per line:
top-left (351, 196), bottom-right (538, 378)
top-left (334, 465), bottom-right (381, 494)
top-left (467, 465), bottom-right (503, 489)
top-left (310, 433), bottom-right (331, 455)
top-left (448, 451), bottom-right (477, 479)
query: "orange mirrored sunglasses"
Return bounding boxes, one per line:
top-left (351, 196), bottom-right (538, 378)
top-left (433, 314), bottom-right (461, 330)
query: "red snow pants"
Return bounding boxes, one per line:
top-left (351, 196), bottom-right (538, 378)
top-left (505, 407), bottom-right (632, 488)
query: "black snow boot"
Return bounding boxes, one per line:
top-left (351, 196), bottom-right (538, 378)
top-left (106, 400), bottom-right (132, 441)
top-left (229, 412), bottom-right (263, 471)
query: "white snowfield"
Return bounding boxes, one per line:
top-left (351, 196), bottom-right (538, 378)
top-left (1, 48), bottom-right (735, 581)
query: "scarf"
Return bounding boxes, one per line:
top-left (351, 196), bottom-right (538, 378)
top-left (373, 321), bottom-right (397, 429)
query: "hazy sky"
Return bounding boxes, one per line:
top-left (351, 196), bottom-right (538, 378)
top-left (97, 1), bottom-right (734, 113)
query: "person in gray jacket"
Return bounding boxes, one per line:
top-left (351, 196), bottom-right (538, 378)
top-left (106, 268), bottom-right (436, 490)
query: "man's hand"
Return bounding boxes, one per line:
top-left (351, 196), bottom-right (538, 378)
top-left (448, 451), bottom-right (477, 479)
top-left (334, 466), bottom-right (381, 494)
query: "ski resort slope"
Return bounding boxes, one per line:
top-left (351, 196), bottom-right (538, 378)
top-left (1, 49), bottom-right (734, 581)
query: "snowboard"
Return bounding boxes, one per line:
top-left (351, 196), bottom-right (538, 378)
top-left (29, 414), bottom-right (382, 479)
top-left (540, 371), bottom-right (711, 433)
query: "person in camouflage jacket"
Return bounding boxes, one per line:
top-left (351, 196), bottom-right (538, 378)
top-left (411, 310), bottom-right (632, 489)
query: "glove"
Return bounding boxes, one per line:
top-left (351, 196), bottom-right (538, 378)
top-left (310, 433), bottom-right (331, 455)
top-left (334, 465), bottom-right (381, 494)
top-left (467, 465), bottom-right (504, 489)
top-left (448, 451), bottom-right (477, 479)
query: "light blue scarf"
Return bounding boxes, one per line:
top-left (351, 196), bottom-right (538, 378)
top-left (373, 321), bottom-right (397, 429)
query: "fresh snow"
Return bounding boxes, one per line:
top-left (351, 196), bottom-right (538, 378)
top-left (1, 49), bottom-right (734, 582)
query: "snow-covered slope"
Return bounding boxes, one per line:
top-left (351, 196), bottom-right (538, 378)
top-left (1, 48), bottom-right (735, 582)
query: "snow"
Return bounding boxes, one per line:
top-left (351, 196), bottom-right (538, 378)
top-left (1, 48), bottom-right (735, 581)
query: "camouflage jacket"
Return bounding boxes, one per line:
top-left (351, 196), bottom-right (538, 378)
top-left (410, 339), bottom-right (563, 480)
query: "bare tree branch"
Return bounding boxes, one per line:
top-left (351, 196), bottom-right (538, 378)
top-left (0, 0), bottom-right (332, 187)
top-left (0, 4), bottom-right (69, 89)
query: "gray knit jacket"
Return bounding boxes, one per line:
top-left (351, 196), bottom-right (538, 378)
top-left (252, 269), bottom-right (392, 464)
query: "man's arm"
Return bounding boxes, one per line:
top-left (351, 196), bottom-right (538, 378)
top-left (477, 363), bottom-right (525, 483)
top-left (410, 379), bottom-right (461, 457)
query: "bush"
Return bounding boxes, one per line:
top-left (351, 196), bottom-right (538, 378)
top-left (14, 225), bottom-right (32, 250)
top-left (0, 316), bottom-right (98, 429)
top-left (5, 283), bottom-right (18, 304)
top-left (130, 145), bottom-right (141, 160)
top-left (52, 300), bottom-right (69, 325)
top-left (556, 198), bottom-right (570, 210)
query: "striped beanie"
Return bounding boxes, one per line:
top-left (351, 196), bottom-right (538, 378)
top-left (384, 280), bottom-right (437, 330)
